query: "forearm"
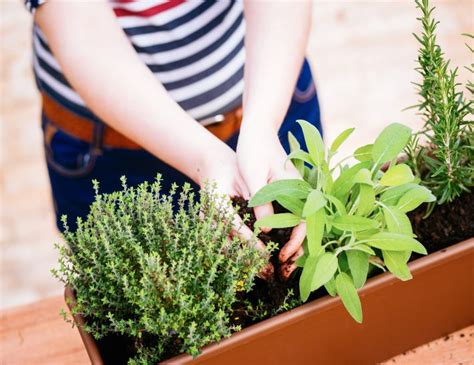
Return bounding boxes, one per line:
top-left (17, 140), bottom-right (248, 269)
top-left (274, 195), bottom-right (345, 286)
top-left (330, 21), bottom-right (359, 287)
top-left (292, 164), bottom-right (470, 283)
top-left (241, 0), bottom-right (312, 134)
top-left (35, 0), bottom-right (225, 184)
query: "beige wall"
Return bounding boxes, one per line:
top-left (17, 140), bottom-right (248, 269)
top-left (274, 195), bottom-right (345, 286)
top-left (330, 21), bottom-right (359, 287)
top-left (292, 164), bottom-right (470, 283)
top-left (1, 0), bottom-right (472, 309)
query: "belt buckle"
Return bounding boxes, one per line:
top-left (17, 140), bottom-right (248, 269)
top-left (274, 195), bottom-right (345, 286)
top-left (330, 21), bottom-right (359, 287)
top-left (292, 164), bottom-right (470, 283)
top-left (199, 114), bottom-right (225, 127)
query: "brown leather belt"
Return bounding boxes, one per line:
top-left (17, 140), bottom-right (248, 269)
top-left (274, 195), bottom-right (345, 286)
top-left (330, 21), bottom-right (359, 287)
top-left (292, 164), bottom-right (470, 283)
top-left (41, 92), bottom-right (242, 149)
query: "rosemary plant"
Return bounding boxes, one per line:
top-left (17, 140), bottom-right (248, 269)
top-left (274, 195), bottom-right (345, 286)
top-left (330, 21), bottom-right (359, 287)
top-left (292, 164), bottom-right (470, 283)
top-left (406, 0), bottom-right (473, 205)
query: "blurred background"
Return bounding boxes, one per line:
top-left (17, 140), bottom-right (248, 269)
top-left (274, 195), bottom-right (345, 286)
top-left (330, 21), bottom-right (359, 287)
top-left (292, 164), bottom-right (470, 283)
top-left (0, 0), bottom-right (472, 310)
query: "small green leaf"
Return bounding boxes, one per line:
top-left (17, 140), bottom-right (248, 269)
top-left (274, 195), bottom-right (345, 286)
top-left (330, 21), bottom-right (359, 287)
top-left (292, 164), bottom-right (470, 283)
top-left (379, 164), bottom-right (415, 186)
top-left (311, 252), bottom-right (338, 291)
top-left (255, 213), bottom-right (301, 229)
top-left (366, 232), bottom-right (427, 254)
top-left (297, 119), bottom-right (325, 165)
top-left (288, 131), bottom-right (300, 152)
top-left (397, 186), bottom-right (436, 213)
top-left (383, 206), bottom-right (412, 234)
top-left (354, 144), bottom-right (373, 162)
top-left (380, 183), bottom-right (419, 206)
top-left (383, 250), bottom-right (412, 281)
top-left (287, 150), bottom-right (314, 166)
top-left (275, 196), bottom-right (304, 216)
top-left (353, 168), bottom-right (373, 185)
top-left (303, 190), bottom-right (327, 217)
top-left (372, 123), bottom-right (411, 166)
top-left (356, 184), bottom-right (375, 216)
top-left (333, 161), bottom-right (372, 201)
top-left (330, 128), bottom-right (355, 153)
top-left (347, 250), bottom-right (369, 289)
top-left (336, 272), bottom-right (363, 323)
top-left (249, 179), bottom-right (311, 207)
top-left (299, 255), bottom-right (319, 302)
top-left (349, 244), bottom-right (375, 255)
top-left (325, 194), bottom-right (347, 215)
top-left (324, 278), bottom-right (337, 296)
top-left (288, 132), bottom-right (305, 175)
top-left (338, 252), bottom-right (349, 272)
top-left (306, 209), bottom-right (325, 255)
top-left (333, 215), bottom-right (378, 232)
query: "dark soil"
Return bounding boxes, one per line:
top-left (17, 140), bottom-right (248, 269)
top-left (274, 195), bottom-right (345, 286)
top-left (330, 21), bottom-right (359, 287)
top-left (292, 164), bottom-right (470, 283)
top-left (230, 197), bottom-right (327, 328)
top-left (408, 192), bottom-right (474, 254)
top-left (231, 197), bottom-right (297, 327)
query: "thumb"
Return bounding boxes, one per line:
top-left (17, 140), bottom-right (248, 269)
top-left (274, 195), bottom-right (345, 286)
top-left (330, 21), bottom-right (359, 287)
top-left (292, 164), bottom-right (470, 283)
top-left (246, 174), bottom-right (274, 234)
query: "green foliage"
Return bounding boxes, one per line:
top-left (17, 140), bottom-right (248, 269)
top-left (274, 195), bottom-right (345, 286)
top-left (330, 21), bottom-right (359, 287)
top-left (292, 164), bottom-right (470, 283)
top-left (406, 0), bottom-right (473, 205)
top-left (250, 122), bottom-right (434, 323)
top-left (52, 177), bottom-right (267, 364)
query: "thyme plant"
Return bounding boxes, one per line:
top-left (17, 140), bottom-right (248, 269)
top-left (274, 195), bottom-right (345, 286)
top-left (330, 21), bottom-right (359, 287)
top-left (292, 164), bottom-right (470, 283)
top-left (53, 177), bottom-right (267, 364)
top-left (406, 0), bottom-right (473, 205)
top-left (250, 121), bottom-right (434, 323)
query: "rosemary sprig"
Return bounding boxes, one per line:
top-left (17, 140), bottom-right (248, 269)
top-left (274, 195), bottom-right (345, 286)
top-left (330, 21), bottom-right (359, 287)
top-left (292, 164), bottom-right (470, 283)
top-left (406, 0), bottom-right (473, 205)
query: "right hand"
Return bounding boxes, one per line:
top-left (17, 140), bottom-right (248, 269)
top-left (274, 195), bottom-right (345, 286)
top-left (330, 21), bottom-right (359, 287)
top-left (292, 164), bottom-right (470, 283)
top-left (197, 142), bottom-right (274, 280)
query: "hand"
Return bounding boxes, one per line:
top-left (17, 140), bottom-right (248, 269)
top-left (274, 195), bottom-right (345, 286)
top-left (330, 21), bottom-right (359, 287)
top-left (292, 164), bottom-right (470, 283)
top-left (236, 123), bottom-right (306, 279)
top-left (197, 141), bottom-right (274, 279)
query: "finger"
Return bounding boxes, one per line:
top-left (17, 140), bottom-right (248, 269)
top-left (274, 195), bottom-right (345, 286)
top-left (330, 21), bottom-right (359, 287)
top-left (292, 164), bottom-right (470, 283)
top-left (279, 222), bottom-right (306, 263)
top-left (253, 203), bottom-right (274, 233)
top-left (280, 261), bottom-right (298, 280)
top-left (280, 247), bottom-right (304, 280)
top-left (230, 213), bottom-right (274, 280)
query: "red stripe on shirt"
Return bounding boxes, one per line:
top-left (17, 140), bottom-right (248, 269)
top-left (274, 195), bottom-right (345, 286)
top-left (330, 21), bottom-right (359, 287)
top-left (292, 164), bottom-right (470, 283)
top-left (113, 0), bottom-right (186, 17)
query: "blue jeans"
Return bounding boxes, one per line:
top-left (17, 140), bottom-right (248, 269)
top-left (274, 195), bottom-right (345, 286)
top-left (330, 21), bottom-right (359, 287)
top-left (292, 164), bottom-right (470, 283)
top-left (43, 59), bottom-right (322, 231)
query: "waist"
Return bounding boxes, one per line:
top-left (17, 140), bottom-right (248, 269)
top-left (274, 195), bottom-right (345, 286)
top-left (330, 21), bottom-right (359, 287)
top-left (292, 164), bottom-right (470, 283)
top-left (41, 92), bottom-right (242, 150)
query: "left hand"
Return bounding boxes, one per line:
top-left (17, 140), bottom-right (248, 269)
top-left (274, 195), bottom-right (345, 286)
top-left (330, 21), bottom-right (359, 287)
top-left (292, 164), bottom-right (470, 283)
top-left (236, 123), bottom-right (306, 279)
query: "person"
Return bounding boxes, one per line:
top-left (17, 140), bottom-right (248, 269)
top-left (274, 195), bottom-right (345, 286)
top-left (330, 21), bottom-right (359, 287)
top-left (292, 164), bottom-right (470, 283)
top-left (26, 0), bottom-right (322, 279)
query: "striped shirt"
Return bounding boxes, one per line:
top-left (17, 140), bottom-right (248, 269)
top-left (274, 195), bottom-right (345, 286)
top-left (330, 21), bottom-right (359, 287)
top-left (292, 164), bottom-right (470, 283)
top-left (26, 0), bottom-right (245, 123)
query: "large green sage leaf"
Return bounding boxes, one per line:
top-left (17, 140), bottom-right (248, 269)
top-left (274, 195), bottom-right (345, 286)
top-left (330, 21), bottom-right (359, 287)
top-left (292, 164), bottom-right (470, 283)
top-left (372, 123), bottom-right (411, 166)
top-left (353, 168), bottom-right (373, 185)
top-left (349, 244), bottom-right (375, 255)
top-left (330, 128), bottom-right (354, 153)
top-left (397, 185), bottom-right (436, 212)
top-left (300, 255), bottom-right (318, 301)
top-left (383, 250), bottom-right (412, 281)
top-left (276, 196), bottom-right (304, 216)
top-left (303, 190), bottom-right (327, 217)
top-left (332, 215), bottom-right (378, 232)
top-left (297, 119), bottom-right (325, 165)
top-left (356, 184), bottom-right (375, 216)
top-left (324, 277), bottom-right (337, 296)
top-left (336, 272), bottom-right (363, 323)
top-left (366, 232), bottom-right (427, 254)
top-left (249, 179), bottom-right (311, 207)
top-left (255, 213), bottom-right (301, 229)
top-left (346, 250), bottom-right (369, 289)
top-left (379, 164), bottom-right (415, 186)
top-left (380, 183), bottom-right (419, 206)
top-left (383, 206), bottom-right (412, 235)
top-left (306, 208), bottom-right (325, 255)
top-left (310, 252), bottom-right (338, 292)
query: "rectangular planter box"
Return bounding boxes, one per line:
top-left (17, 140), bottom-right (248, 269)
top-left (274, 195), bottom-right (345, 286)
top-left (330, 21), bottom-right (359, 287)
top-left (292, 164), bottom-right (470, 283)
top-left (67, 238), bottom-right (474, 365)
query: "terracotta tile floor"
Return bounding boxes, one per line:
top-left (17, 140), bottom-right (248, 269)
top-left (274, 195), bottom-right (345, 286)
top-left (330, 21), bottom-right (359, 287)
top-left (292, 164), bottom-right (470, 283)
top-left (1, 0), bottom-right (472, 363)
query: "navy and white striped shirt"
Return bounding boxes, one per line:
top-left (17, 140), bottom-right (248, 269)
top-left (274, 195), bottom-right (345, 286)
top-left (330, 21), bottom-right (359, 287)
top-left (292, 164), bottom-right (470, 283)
top-left (27, 0), bottom-right (245, 122)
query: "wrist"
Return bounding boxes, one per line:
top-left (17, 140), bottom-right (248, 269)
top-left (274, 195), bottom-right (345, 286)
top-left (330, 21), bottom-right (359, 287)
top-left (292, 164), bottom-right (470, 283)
top-left (195, 139), bottom-right (235, 187)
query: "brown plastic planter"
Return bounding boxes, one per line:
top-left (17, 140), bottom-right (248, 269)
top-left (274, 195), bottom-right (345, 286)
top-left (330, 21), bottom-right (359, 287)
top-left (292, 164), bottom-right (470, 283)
top-left (66, 238), bottom-right (474, 365)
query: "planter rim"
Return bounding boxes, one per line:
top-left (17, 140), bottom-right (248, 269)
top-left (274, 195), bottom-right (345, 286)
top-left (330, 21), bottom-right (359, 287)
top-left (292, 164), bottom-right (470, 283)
top-left (65, 237), bottom-right (474, 364)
